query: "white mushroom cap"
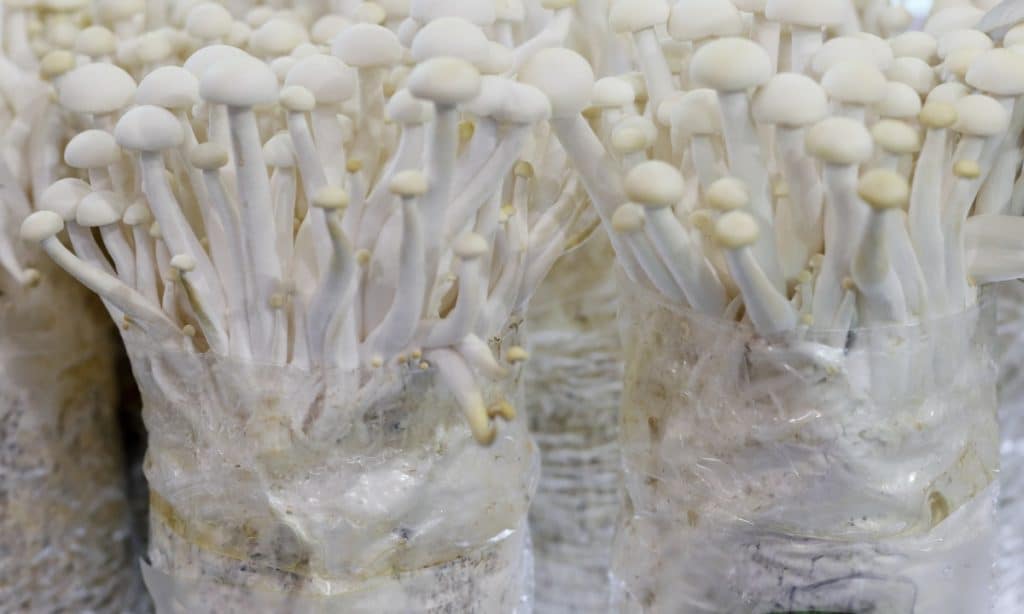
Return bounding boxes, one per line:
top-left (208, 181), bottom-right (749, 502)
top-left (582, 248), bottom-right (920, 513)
top-left (312, 186), bottom-right (350, 209)
top-left (411, 17), bottom-right (489, 66)
top-left (40, 50), bottom-right (75, 80)
top-left (135, 30), bottom-right (174, 66)
top-left (1005, 24), bottom-right (1024, 47)
top-left (613, 115), bottom-right (658, 147)
top-left (919, 101), bottom-right (958, 130)
top-left (183, 43), bottom-right (250, 78)
top-left (889, 31), bottom-right (937, 63)
top-left (332, 23), bottom-right (402, 68)
top-left (821, 60), bottom-right (887, 106)
top-left (608, 0), bottom-right (669, 34)
top-left (624, 160), bottom-right (685, 209)
top-left (407, 57), bottom-right (482, 106)
top-left (805, 117), bottom-right (874, 165)
top-left (290, 43), bottom-right (323, 60)
top-left (21, 211), bottom-right (65, 244)
top-left (519, 48), bottom-right (595, 118)
top-left (966, 48), bottom-right (1024, 97)
top-left (666, 89), bottom-right (721, 136)
top-left (122, 201), bottom-right (152, 226)
top-left (668, 0), bottom-right (743, 41)
top-left (690, 37), bottom-right (771, 92)
top-left (875, 82), bottom-right (922, 119)
top-left (765, 0), bottom-right (846, 28)
top-left (611, 126), bottom-right (650, 155)
top-left (190, 142), bottom-right (229, 170)
top-left (858, 169), bottom-right (909, 210)
top-left (249, 18), bottom-right (309, 57)
top-left (58, 63), bottom-right (137, 115)
top-left (926, 82), bottom-right (969, 105)
top-left (75, 25), bottom-right (116, 57)
top-left (478, 42), bottom-right (514, 75)
top-left (871, 120), bottom-right (921, 155)
top-left (714, 210), bottom-right (760, 249)
top-left (354, 2), bottom-right (387, 25)
top-left (612, 203), bottom-right (646, 234)
top-left (494, 0), bottom-right (524, 22)
top-left (186, 2), bottom-right (232, 40)
top-left (812, 36), bottom-right (893, 75)
top-left (732, 0), bottom-right (766, 11)
top-left (378, 0), bottom-right (410, 19)
top-left (386, 88), bottom-right (435, 123)
top-left (114, 105), bottom-right (184, 152)
top-left (707, 177), bottom-right (749, 210)
top-left (279, 85), bottom-right (316, 112)
top-left (753, 72), bottom-right (827, 128)
top-left (38, 178), bottom-right (90, 221)
top-left (77, 190), bottom-right (127, 227)
top-left (493, 82), bottom-right (551, 123)
top-left (453, 232), bottom-right (489, 259)
top-left (410, 0), bottom-right (496, 26)
top-left (937, 28), bottom-right (992, 59)
top-left (879, 5), bottom-right (912, 34)
top-left (464, 75), bottom-right (508, 118)
top-left (96, 0), bottom-right (144, 23)
top-left (952, 94), bottom-right (1010, 136)
top-left (263, 133), bottom-right (295, 168)
top-left (924, 7), bottom-right (982, 38)
top-left (201, 55), bottom-right (279, 107)
top-left (170, 253), bottom-right (197, 272)
top-left (136, 65), bottom-right (199, 109)
top-left (390, 169), bottom-right (429, 197)
top-left (311, 15), bottom-right (350, 45)
top-left (887, 56), bottom-right (936, 96)
top-left (284, 54), bottom-right (356, 104)
top-left (65, 130), bottom-right (120, 169)
top-left (271, 56), bottom-right (297, 81)
top-left (944, 47), bottom-right (984, 81)
top-left (592, 77), bottom-right (635, 109)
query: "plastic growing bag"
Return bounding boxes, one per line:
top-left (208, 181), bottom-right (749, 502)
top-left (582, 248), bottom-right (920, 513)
top-left (612, 278), bottom-right (999, 614)
top-left (129, 338), bottom-right (538, 613)
top-left (0, 275), bottom-right (141, 611)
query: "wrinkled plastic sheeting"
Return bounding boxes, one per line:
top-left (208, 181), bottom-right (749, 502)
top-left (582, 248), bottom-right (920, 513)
top-left (995, 281), bottom-right (1024, 612)
top-left (127, 339), bottom-right (539, 613)
top-left (526, 235), bottom-right (622, 613)
top-left (0, 275), bottom-right (143, 612)
top-left (611, 280), bottom-right (1000, 614)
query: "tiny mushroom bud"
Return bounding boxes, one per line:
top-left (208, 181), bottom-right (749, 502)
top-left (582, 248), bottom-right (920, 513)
top-left (858, 168), bottom-right (911, 210)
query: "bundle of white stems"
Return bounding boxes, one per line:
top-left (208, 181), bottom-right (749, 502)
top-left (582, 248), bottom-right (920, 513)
top-left (508, 0), bottom-right (1024, 339)
top-left (14, 0), bottom-right (594, 445)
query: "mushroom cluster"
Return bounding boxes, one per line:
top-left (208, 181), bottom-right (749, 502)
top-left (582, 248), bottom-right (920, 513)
top-left (518, 0), bottom-right (1024, 337)
top-left (17, 1), bottom-right (592, 444)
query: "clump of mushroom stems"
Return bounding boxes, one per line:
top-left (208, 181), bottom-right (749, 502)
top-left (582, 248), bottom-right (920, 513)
top-left (17, 1), bottom-right (592, 445)
top-left (517, 0), bottom-right (1024, 339)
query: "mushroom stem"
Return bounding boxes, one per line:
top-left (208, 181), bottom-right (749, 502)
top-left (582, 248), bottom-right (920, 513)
top-left (421, 104), bottom-right (460, 307)
top-left (357, 123), bottom-right (426, 249)
top-left (909, 115), bottom-right (952, 311)
top-left (456, 334), bottom-right (507, 380)
top-left (131, 223), bottom-right (160, 305)
top-left (644, 207), bottom-right (727, 314)
top-left (428, 348), bottom-right (496, 445)
top-left (631, 27), bottom-right (676, 111)
top-left (287, 107), bottom-right (332, 270)
top-left (270, 166), bottom-right (297, 275)
top-left (444, 126), bottom-right (529, 237)
top-left (99, 224), bottom-right (136, 287)
top-left (367, 192), bottom-right (425, 357)
top-left (813, 164), bottom-right (867, 326)
top-left (790, 26), bottom-right (823, 74)
top-left (424, 250), bottom-right (486, 349)
top-left (307, 209), bottom-right (356, 364)
top-left (852, 209), bottom-right (907, 324)
top-left (776, 125), bottom-right (824, 250)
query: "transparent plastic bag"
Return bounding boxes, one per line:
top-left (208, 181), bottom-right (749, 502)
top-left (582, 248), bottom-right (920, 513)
top-left (526, 235), bottom-right (622, 612)
top-left (128, 338), bottom-right (539, 613)
top-left (0, 274), bottom-right (142, 611)
top-left (995, 281), bottom-right (1024, 612)
top-left (612, 278), bottom-right (999, 614)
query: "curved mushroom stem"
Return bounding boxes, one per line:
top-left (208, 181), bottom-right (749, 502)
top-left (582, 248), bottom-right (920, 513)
top-left (722, 241), bottom-right (797, 335)
top-left (813, 163), bottom-right (868, 326)
top-left (853, 209), bottom-right (908, 324)
top-left (357, 123), bottom-right (426, 250)
top-left (307, 210), bottom-right (356, 365)
top-left (428, 348), bottom-right (496, 446)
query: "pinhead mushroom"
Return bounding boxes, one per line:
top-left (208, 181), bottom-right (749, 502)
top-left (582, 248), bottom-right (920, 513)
top-left (40, 50), bottom-right (75, 80)
top-left (857, 169), bottom-right (910, 210)
top-left (822, 60), bottom-right (887, 106)
top-left (665, 89), bottom-right (721, 135)
top-left (887, 57), bottom-right (936, 97)
top-left (410, 0), bottom-right (496, 25)
top-left (114, 105), bottom-right (184, 152)
top-left (707, 177), bottom-right (750, 211)
top-left (953, 94), bottom-right (1010, 136)
top-left (135, 66), bottom-right (199, 109)
top-left (919, 101), bottom-right (958, 129)
top-left (21, 211), bottom-right (65, 244)
top-left (876, 82), bottom-right (922, 120)
top-left (249, 17), bottom-right (308, 57)
top-left (871, 120), bottom-right (921, 156)
top-left (189, 142), bottom-right (229, 170)
top-left (667, 0), bottom-right (743, 42)
top-left (765, 0), bottom-right (846, 28)
top-left (519, 48), bottom-right (595, 118)
top-left (953, 159), bottom-right (981, 179)
top-left (812, 36), bottom-right (893, 75)
top-left (77, 190), bottom-right (127, 227)
top-left (753, 73), bottom-right (828, 127)
top-left (924, 6), bottom-right (983, 38)
top-left (624, 161), bottom-right (685, 209)
top-left (889, 31), bottom-right (938, 62)
top-left (479, 42), bottom-right (514, 75)
top-left (280, 85), bottom-right (316, 113)
top-left (332, 23), bottom-right (402, 68)
top-left (386, 88), bottom-right (435, 124)
top-left (186, 2), bottom-right (233, 41)
top-left (714, 210), bottom-right (760, 249)
top-left (390, 170), bottom-right (429, 197)
top-left (122, 202), bottom-right (152, 226)
top-left (38, 178), bottom-right (91, 221)
top-left (201, 55), bottom-right (278, 107)
top-left (410, 16), bottom-right (490, 66)
top-left (75, 25), bottom-right (117, 58)
top-left (805, 117), bottom-right (873, 165)
top-left (170, 253), bottom-right (197, 272)
top-left (64, 130), bottom-right (120, 170)
top-left (612, 204), bottom-right (646, 234)
top-left (592, 77), bottom-right (635, 110)
top-left (262, 133), bottom-right (294, 168)
top-left (493, 82), bottom-right (551, 124)
top-left (407, 57), bottom-right (482, 106)
top-left (58, 62), bottom-right (136, 115)
top-left (184, 44), bottom-right (250, 79)
top-left (937, 28), bottom-right (993, 59)
top-left (690, 37), bottom-right (772, 92)
top-left (453, 232), bottom-right (489, 259)
top-left (312, 186), bottom-right (351, 210)
top-left (284, 54), bottom-right (357, 105)
top-left (966, 48), bottom-right (1024, 97)
top-left (311, 15), bottom-right (351, 45)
